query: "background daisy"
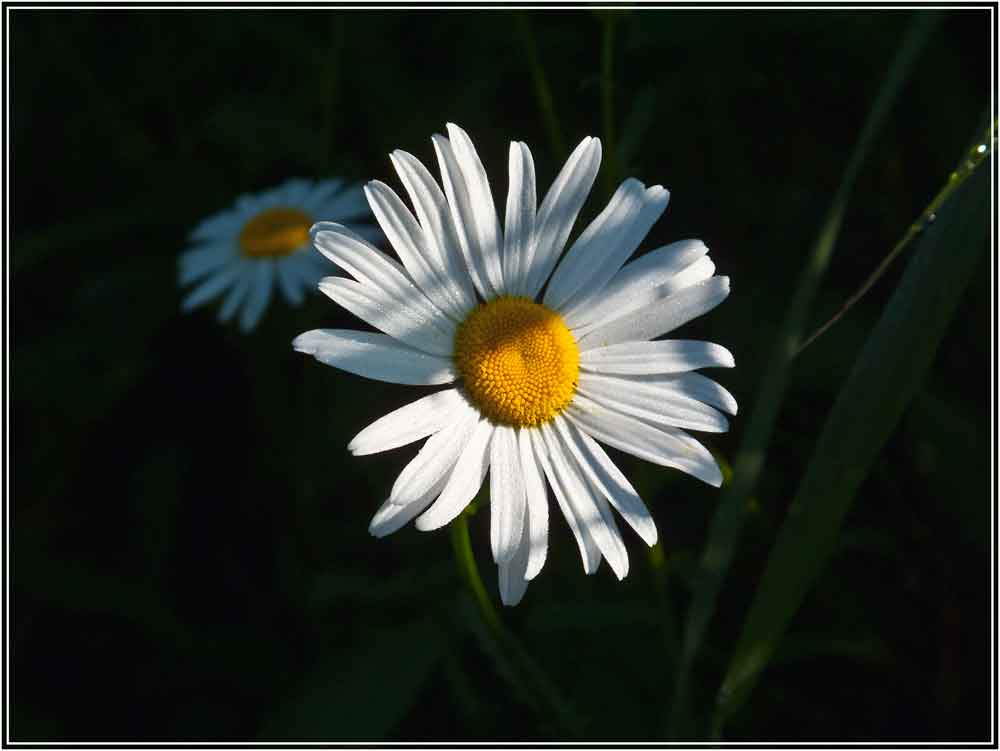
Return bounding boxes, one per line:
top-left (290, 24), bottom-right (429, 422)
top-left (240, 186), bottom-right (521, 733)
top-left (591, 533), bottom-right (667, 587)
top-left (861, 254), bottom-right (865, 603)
top-left (295, 124), bottom-right (736, 606)
top-left (178, 178), bottom-right (373, 332)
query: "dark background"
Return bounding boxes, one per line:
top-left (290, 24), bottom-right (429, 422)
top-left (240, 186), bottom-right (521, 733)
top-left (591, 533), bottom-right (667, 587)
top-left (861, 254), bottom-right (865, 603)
top-left (10, 8), bottom-right (991, 741)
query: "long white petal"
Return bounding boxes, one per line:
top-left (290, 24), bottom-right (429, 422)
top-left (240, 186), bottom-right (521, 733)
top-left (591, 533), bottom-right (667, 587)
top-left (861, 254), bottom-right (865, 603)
top-left (388, 405), bottom-right (480, 507)
top-left (531, 429), bottom-right (601, 574)
top-left (311, 222), bottom-right (455, 340)
top-left (554, 418), bottom-right (657, 546)
top-left (239, 261), bottom-right (274, 332)
top-left (578, 372), bottom-right (730, 433)
top-left (292, 329), bottom-right (456, 385)
top-left (364, 180), bottom-right (467, 322)
top-left (543, 423), bottom-right (628, 580)
top-left (580, 339), bottom-right (735, 375)
top-left (390, 150), bottom-right (477, 313)
top-left (566, 393), bottom-right (723, 487)
top-left (275, 255), bottom-right (305, 306)
top-left (489, 425), bottom-right (527, 565)
top-left (318, 277), bottom-right (454, 357)
top-left (348, 389), bottom-right (468, 456)
top-left (432, 134), bottom-right (498, 299)
top-left (369, 474), bottom-right (449, 539)
top-left (415, 418), bottom-right (495, 531)
top-left (180, 262), bottom-right (242, 311)
top-left (545, 179), bottom-right (669, 312)
top-left (446, 124), bottom-right (505, 295)
top-left (503, 141), bottom-right (536, 296)
top-left (518, 428), bottom-right (549, 581)
top-left (563, 240), bottom-right (710, 329)
top-left (649, 372), bottom-right (739, 416)
top-left (523, 136), bottom-right (602, 299)
top-left (498, 512), bottom-right (531, 607)
top-left (216, 265), bottom-right (253, 322)
top-left (577, 276), bottom-right (730, 350)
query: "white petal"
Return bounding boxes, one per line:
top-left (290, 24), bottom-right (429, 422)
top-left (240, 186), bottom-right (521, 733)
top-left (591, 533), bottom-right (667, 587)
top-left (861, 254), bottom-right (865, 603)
top-left (369, 476), bottom-right (448, 539)
top-left (318, 277), bottom-right (454, 357)
top-left (217, 265), bottom-right (253, 322)
top-left (553, 418), bottom-right (657, 546)
top-left (390, 150), bottom-right (477, 312)
top-left (523, 136), bottom-right (602, 299)
top-left (180, 262), bottom-right (241, 311)
top-left (292, 329), bottom-right (456, 385)
top-left (275, 255), bottom-right (305, 306)
top-left (432, 134), bottom-right (498, 300)
top-left (566, 393), bottom-right (723, 487)
top-left (578, 372), bottom-right (730, 433)
top-left (518, 428), bottom-right (549, 581)
top-left (577, 276), bottom-right (730, 350)
top-left (543, 422), bottom-right (629, 580)
top-left (388, 404), bottom-right (480, 507)
top-left (530, 429), bottom-right (601, 575)
top-left (563, 240), bottom-right (710, 329)
top-left (189, 208), bottom-right (242, 242)
top-left (179, 243), bottom-right (234, 285)
top-left (653, 372), bottom-right (739, 416)
top-left (446, 124), bottom-right (505, 295)
top-left (364, 181), bottom-right (467, 322)
top-left (415, 418), bottom-right (495, 531)
top-left (498, 513), bottom-right (531, 607)
top-left (489, 425), bottom-right (527, 565)
top-left (580, 339), bottom-right (735, 375)
top-left (239, 261), bottom-right (274, 332)
top-left (311, 221), bottom-right (455, 334)
top-left (545, 179), bottom-right (669, 312)
top-left (503, 141), bottom-right (536, 297)
top-left (348, 389), bottom-right (468, 456)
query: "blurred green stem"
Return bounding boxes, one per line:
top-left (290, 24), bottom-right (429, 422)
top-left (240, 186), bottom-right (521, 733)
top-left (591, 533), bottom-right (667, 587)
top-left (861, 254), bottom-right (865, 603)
top-left (666, 12), bottom-right (940, 738)
top-left (796, 119), bottom-right (996, 355)
top-left (513, 12), bottom-right (566, 158)
top-left (449, 513), bottom-right (582, 737)
top-left (600, 12), bottom-right (620, 196)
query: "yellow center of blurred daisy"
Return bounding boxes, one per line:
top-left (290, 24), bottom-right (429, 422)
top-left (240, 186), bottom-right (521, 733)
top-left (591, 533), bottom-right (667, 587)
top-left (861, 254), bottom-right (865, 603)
top-left (454, 296), bottom-right (579, 427)
top-left (239, 207), bottom-right (312, 258)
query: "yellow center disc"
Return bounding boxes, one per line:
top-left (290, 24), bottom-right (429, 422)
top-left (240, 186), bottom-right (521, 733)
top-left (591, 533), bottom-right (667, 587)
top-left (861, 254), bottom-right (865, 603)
top-left (454, 296), bottom-right (580, 427)
top-left (239, 207), bottom-right (312, 258)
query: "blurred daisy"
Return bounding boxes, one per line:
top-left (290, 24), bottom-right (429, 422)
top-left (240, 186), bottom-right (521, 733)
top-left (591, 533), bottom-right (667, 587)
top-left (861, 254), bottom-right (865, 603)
top-left (179, 178), bottom-right (373, 332)
top-left (294, 124), bottom-right (735, 605)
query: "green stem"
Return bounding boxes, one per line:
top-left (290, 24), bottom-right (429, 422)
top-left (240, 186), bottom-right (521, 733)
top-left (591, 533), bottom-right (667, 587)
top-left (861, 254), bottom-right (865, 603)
top-left (796, 120), bottom-right (996, 355)
top-left (513, 12), bottom-right (566, 158)
top-left (666, 11), bottom-right (940, 738)
top-left (449, 513), bottom-right (583, 737)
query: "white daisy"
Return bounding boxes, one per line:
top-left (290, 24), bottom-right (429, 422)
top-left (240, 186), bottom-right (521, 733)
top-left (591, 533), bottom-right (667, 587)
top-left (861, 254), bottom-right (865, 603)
top-left (294, 124), bottom-right (735, 605)
top-left (179, 178), bottom-right (373, 332)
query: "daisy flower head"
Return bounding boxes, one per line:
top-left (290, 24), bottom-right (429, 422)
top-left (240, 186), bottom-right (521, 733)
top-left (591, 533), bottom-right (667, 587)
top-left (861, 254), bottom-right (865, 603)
top-left (294, 124), bottom-right (735, 605)
top-left (179, 178), bottom-right (373, 332)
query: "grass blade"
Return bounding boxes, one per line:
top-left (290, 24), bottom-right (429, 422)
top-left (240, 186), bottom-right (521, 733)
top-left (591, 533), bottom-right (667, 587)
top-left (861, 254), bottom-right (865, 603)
top-left (712, 159), bottom-right (988, 734)
top-left (667, 11), bottom-right (941, 736)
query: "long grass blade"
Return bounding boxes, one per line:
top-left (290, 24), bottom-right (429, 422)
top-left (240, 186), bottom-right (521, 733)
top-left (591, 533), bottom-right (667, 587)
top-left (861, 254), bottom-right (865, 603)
top-left (712, 158), bottom-right (988, 734)
top-left (666, 12), bottom-right (941, 736)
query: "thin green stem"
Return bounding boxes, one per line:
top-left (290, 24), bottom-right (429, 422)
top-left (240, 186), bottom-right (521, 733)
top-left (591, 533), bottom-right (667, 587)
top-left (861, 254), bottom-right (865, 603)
top-left (667, 12), bottom-right (940, 738)
top-left (513, 12), bottom-right (566, 158)
top-left (796, 120), bottom-right (995, 355)
top-left (449, 513), bottom-right (583, 738)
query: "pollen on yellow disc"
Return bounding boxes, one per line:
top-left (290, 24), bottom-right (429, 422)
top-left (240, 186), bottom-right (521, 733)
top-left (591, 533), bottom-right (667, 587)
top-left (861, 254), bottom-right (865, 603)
top-left (239, 207), bottom-right (312, 258)
top-left (454, 296), bottom-right (580, 428)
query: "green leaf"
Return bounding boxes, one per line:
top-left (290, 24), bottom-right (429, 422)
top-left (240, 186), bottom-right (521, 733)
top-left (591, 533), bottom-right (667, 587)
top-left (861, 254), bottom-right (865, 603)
top-left (667, 11), bottom-right (941, 737)
top-left (712, 160), bottom-right (987, 733)
top-left (259, 619), bottom-right (442, 740)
